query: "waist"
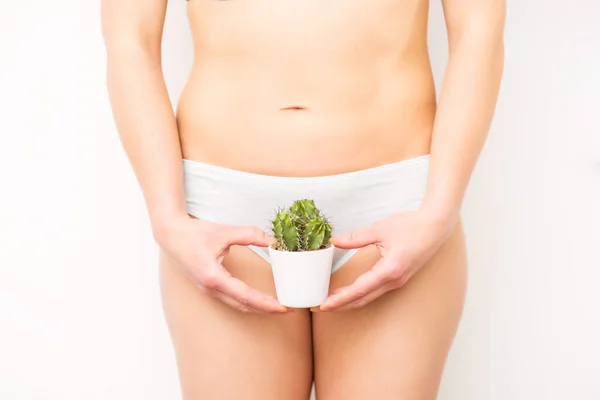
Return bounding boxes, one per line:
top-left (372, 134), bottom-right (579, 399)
top-left (176, 65), bottom-right (436, 177)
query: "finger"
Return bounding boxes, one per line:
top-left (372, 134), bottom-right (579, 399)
top-left (329, 226), bottom-right (379, 249)
top-left (222, 225), bottom-right (276, 247)
top-left (215, 293), bottom-right (263, 313)
top-left (310, 286), bottom-right (343, 312)
top-left (204, 287), bottom-right (263, 313)
top-left (319, 257), bottom-right (397, 311)
top-left (198, 285), bottom-right (264, 314)
top-left (213, 289), bottom-right (295, 314)
top-left (337, 270), bottom-right (412, 311)
top-left (333, 281), bottom-right (399, 311)
top-left (206, 269), bottom-right (288, 313)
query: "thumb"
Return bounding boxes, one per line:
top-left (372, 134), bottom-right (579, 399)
top-left (329, 227), bottom-right (378, 249)
top-left (223, 225), bottom-right (276, 247)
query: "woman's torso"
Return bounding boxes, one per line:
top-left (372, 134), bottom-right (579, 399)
top-left (177, 0), bottom-right (436, 176)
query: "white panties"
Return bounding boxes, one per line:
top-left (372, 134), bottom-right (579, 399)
top-left (183, 155), bottom-right (430, 274)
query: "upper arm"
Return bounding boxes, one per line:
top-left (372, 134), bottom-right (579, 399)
top-left (101, 0), bottom-right (168, 56)
top-left (441, 0), bottom-right (506, 50)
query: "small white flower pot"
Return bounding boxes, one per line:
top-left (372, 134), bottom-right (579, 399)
top-left (268, 245), bottom-right (335, 308)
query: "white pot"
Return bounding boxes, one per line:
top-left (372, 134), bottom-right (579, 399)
top-left (268, 245), bottom-right (335, 308)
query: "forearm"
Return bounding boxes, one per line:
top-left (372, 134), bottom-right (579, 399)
top-left (422, 30), bottom-right (504, 222)
top-left (105, 46), bottom-right (186, 229)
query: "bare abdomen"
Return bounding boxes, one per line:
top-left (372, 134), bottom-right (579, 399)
top-left (176, 0), bottom-right (436, 176)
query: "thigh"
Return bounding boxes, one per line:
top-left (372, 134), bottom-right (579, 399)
top-left (159, 245), bottom-right (313, 400)
top-left (312, 222), bottom-right (468, 400)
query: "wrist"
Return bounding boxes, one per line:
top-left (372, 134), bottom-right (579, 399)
top-left (419, 200), bottom-right (460, 231)
top-left (149, 209), bottom-right (190, 243)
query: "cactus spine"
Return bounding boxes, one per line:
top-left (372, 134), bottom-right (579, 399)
top-left (271, 199), bottom-right (332, 252)
top-left (272, 211), bottom-right (299, 251)
top-left (303, 217), bottom-right (332, 251)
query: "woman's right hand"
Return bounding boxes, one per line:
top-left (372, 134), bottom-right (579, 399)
top-left (153, 215), bottom-right (289, 314)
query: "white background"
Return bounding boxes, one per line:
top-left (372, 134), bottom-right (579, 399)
top-left (1, 1), bottom-right (599, 399)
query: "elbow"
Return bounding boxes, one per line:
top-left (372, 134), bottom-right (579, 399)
top-left (102, 37), bottom-right (161, 90)
top-left (101, 22), bottom-right (161, 63)
top-left (447, 29), bottom-right (505, 84)
top-left (103, 37), bottom-right (160, 63)
top-left (449, 26), bottom-right (505, 69)
top-left (449, 25), bottom-right (504, 53)
top-left (102, 39), bottom-right (162, 81)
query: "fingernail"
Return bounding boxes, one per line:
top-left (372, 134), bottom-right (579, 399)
top-left (320, 304), bottom-right (329, 311)
top-left (279, 306), bottom-right (288, 312)
top-left (310, 307), bottom-right (320, 312)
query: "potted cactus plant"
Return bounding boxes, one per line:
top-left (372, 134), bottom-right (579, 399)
top-left (268, 199), bottom-right (334, 308)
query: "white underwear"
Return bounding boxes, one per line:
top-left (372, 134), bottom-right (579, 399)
top-left (183, 154), bottom-right (430, 274)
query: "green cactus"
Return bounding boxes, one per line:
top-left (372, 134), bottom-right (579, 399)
top-left (271, 211), bottom-right (300, 251)
top-left (270, 199), bottom-right (332, 252)
top-left (303, 217), bottom-right (332, 251)
top-left (289, 199), bottom-right (319, 222)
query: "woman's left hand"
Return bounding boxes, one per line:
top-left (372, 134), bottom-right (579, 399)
top-left (318, 208), bottom-right (457, 312)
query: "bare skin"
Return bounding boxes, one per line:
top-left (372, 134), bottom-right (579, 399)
top-left (102, 0), bottom-right (504, 398)
top-left (160, 222), bottom-right (467, 399)
top-left (178, 0), bottom-right (436, 175)
top-left (313, 224), bottom-right (467, 399)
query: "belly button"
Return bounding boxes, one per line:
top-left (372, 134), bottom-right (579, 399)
top-left (280, 106), bottom-right (308, 111)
